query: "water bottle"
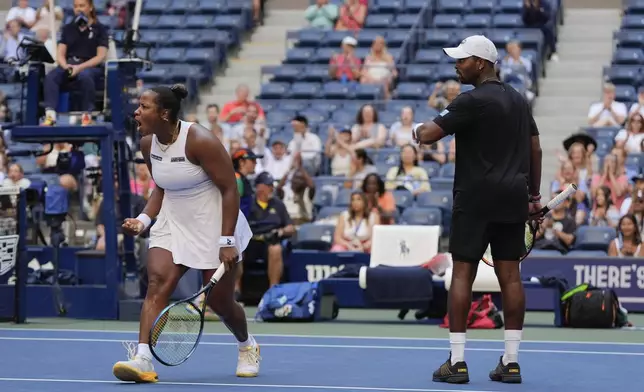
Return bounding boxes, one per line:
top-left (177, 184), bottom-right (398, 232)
top-left (124, 272), bottom-right (140, 299)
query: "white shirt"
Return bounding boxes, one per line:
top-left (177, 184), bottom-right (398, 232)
top-left (6, 6), bottom-right (36, 25)
top-left (614, 129), bottom-right (644, 154)
top-left (588, 101), bottom-right (628, 127)
top-left (288, 131), bottom-right (322, 161)
top-left (629, 103), bottom-right (644, 118)
top-left (263, 150), bottom-right (293, 180)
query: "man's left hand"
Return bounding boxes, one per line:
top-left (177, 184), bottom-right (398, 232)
top-left (529, 201), bottom-right (544, 226)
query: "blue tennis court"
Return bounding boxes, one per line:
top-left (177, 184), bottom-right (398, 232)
top-left (0, 327), bottom-right (641, 391)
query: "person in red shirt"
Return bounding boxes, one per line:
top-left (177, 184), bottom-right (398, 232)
top-left (219, 84), bottom-right (265, 123)
top-left (329, 36), bottom-right (362, 82)
top-left (335, 0), bottom-right (367, 31)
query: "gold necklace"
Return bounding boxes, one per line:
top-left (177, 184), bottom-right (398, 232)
top-left (156, 122), bottom-right (180, 152)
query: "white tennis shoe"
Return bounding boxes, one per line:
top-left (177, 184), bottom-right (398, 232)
top-left (236, 344), bottom-right (261, 377)
top-left (113, 343), bottom-right (158, 383)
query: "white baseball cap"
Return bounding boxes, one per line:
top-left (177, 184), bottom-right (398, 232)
top-left (443, 35), bottom-right (498, 64)
top-left (341, 36), bottom-right (357, 46)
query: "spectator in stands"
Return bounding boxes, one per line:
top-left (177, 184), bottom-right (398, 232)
top-left (276, 154), bottom-right (315, 226)
top-left (335, 0), bottom-right (367, 31)
top-left (360, 36), bottom-right (397, 99)
top-left (244, 172), bottom-right (294, 288)
top-left (304, 0), bottom-right (339, 29)
top-left (589, 186), bottom-right (619, 228)
top-left (533, 191), bottom-right (576, 253)
top-left (612, 146), bottom-right (636, 182)
top-left (361, 173), bottom-right (395, 225)
top-left (419, 140), bottom-right (447, 164)
top-left (242, 126), bottom-right (267, 174)
top-left (351, 104), bottom-right (387, 148)
top-left (551, 160), bottom-right (590, 224)
top-left (522, 0), bottom-right (557, 61)
top-left (388, 106), bottom-right (415, 147)
top-left (211, 124), bottom-right (230, 152)
top-left (0, 152), bottom-right (8, 182)
top-left (206, 103), bottom-right (231, 138)
top-left (3, 163), bottom-right (30, 189)
top-left (385, 144), bottom-right (431, 195)
top-left (349, 148), bottom-right (377, 188)
top-left (31, 0), bottom-right (64, 40)
top-left (325, 127), bottom-right (354, 176)
top-left (288, 115), bottom-right (322, 175)
top-left (6, 0), bottom-right (36, 29)
top-left (447, 138), bottom-right (456, 163)
top-left (590, 153), bottom-right (629, 209)
top-left (42, 0), bottom-right (108, 126)
top-left (620, 174), bottom-right (644, 220)
top-left (231, 105), bottom-right (268, 142)
top-left (219, 84), bottom-right (265, 123)
top-left (229, 140), bottom-right (241, 156)
top-left (329, 36), bottom-right (362, 82)
top-left (232, 148), bottom-right (259, 219)
top-left (629, 87), bottom-right (644, 117)
top-left (615, 112), bottom-right (644, 154)
top-left (562, 142), bottom-right (592, 186)
top-left (587, 83), bottom-right (627, 127)
top-left (428, 80), bottom-right (461, 111)
top-left (499, 40), bottom-right (534, 102)
top-left (1, 19), bottom-right (25, 65)
top-left (331, 190), bottom-right (378, 252)
top-left (608, 214), bottom-right (644, 257)
top-left (262, 137), bottom-right (293, 181)
top-left (36, 143), bottom-right (78, 191)
top-left (130, 154), bottom-right (155, 200)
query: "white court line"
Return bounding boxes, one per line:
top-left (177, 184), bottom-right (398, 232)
top-left (0, 377), bottom-right (500, 392)
top-left (1, 336), bottom-right (642, 356)
top-left (0, 327), bottom-right (642, 346)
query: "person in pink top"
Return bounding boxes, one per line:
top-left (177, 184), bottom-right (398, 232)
top-left (335, 0), bottom-right (367, 31)
top-left (130, 153), bottom-right (155, 199)
top-left (328, 36), bottom-right (362, 82)
top-left (590, 153), bottom-right (629, 210)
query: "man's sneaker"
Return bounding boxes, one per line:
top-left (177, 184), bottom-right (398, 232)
top-left (432, 355), bottom-right (469, 384)
top-left (236, 344), bottom-right (261, 377)
top-left (489, 356), bottom-right (522, 384)
top-left (112, 355), bottom-right (158, 383)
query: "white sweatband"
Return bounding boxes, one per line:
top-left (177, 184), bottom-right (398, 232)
top-left (412, 123), bottom-right (422, 142)
top-left (219, 236), bottom-right (236, 247)
top-left (136, 213), bottom-right (152, 230)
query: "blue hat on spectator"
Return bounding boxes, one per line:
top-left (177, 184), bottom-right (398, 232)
top-left (254, 171), bottom-right (275, 187)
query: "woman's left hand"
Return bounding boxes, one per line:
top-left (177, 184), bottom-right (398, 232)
top-left (219, 246), bottom-right (239, 269)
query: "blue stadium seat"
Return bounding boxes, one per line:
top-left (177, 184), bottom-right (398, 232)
top-left (498, 0), bottom-right (522, 13)
top-left (625, 0), bottom-right (644, 15)
top-left (170, 0), bottom-right (201, 14)
top-left (566, 250), bottom-right (608, 258)
top-left (313, 189), bottom-right (334, 208)
top-left (528, 249), bottom-right (563, 257)
top-left (392, 189), bottom-right (414, 210)
top-left (259, 83), bottom-right (290, 99)
top-left (138, 15), bottom-right (159, 29)
top-left (420, 161), bottom-right (441, 177)
top-left (357, 30), bottom-right (382, 47)
top-left (354, 84), bottom-right (383, 100)
top-left (299, 66), bottom-right (331, 83)
top-left (265, 109), bottom-right (294, 124)
top-left (493, 14), bottom-right (523, 28)
top-left (387, 30), bottom-right (411, 47)
top-left (299, 109), bottom-right (329, 124)
top-left (404, 65), bottom-right (434, 82)
top-left (437, 0), bottom-right (467, 14)
top-left (154, 48), bottom-right (185, 64)
top-left (425, 30), bottom-right (452, 47)
top-left (334, 188), bottom-right (353, 206)
top-left (168, 30), bottom-right (201, 47)
top-left (395, 14), bottom-right (418, 29)
top-left (279, 100), bottom-right (309, 112)
top-left (368, 148), bottom-right (400, 164)
top-left (613, 48), bottom-right (644, 65)
top-left (515, 30), bottom-right (544, 51)
top-left (138, 65), bottom-right (173, 83)
top-left (403, 0), bottom-right (426, 12)
top-left (463, 14), bottom-right (492, 29)
top-left (185, 15), bottom-right (215, 29)
top-left (375, 0), bottom-right (402, 13)
top-left (574, 226), bottom-right (616, 251)
top-left (487, 29), bottom-right (515, 47)
top-left (285, 48), bottom-right (314, 64)
top-left (272, 66), bottom-right (301, 83)
top-left (582, 126), bottom-right (620, 140)
top-left (323, 82), bottom-right (352, 100)
top-left (157, 15), bottom-right (185, 29)
top-left (470, 0), bottom-right (496, 14)
top-left (435, 64), bottom-right (459, 81)
top-left (430, 177), bottom-right (454, 191)
top-left (298, 29), bottom-right (327, 47)
top-left (331, 109), bottom-right (356, 124)
top-left (400, 207), bottom-right (442, 226)
top-left (199, 0), bottom-right (226, 14)
top-left (415, 49), bottom-right (442, 64)
top-left (394, 83), bottom-right (427, 100)
top-left (416, 190), bottom-right (453, 211)
top-left (433, 14), bottom-right (462, 28)
top-left (614, 30), bottom-right (644, 48)
top-left (622, 15), bottom-right (644, 29)
top-left (213, 15), bottom-right (243, 31)
top-left (376, 162), bottom-right (393, 176)
top-left (317, 206), bottom-right (346, 220)
top-left (439, 163), bottom-right (456, 178)
top-left (378, 111), bottom-right (398, 126)
top-left (288, 82), bottom-right (321, 99)
top-left (312, 48), bottom-right (336, 64)
top-left (365, 14), bottom-right (395, 29)
top-left (625, 153), bottom-right (644, 172)
top-left (615, 84), bottom-right (637, 102)
top-left (145, 0), bottom-right (172, 14)
top-left (293, 224), bottom-right (334, 251)
top-left (603, 65), bottom-right (641, 86)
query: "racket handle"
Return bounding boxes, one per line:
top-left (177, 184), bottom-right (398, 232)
top-left (538, 183), bottom-right (577, 216)
top-left (209, 263), bottom-right (226, 284)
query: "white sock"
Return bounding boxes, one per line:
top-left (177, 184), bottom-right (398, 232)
top-left (238, 334), bottom-right (256, 349)
top-left (502, 330), bottom-right (522, 365)
top-left (449, 333), bottom-right (466, 365)
top-left (137, 343), bottom-right (152, 360)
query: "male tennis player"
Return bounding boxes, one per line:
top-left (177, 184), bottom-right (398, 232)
top-left (412, 35), bottom-right (543, 384)
top-left (112, 84), bottom-right (261, 383)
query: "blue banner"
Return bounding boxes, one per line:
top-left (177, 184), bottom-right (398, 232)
top-left (521, 257), bottom-right (644, 312)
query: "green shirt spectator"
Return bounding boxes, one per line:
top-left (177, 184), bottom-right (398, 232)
top-left (305, 0), bottom-right (339, 29)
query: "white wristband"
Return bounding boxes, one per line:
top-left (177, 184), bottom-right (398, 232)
top-left (219, 236), bottom-right (236, 247)
top-left (412, 123), bottom-right (422, 142)
top-left (136, 213), bottom-right (152, 231)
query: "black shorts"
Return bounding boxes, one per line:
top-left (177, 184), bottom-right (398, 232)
top-left (449, 211), bottom-right (525, 263)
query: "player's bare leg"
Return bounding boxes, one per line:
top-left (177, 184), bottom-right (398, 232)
top-left (206, 263), bottom-right (261, 377)
top-left (113, 248), bottom-right (187, 383)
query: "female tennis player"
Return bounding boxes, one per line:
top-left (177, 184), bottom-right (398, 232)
top-left (112, 84), bottom-right (260, 383)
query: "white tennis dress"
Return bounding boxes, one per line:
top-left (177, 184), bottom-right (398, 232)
top-left (148, 120), bottom-right (252, 269)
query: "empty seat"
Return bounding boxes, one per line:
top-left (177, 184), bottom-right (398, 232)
top-left (574, 226), bottom-right (616, 251)
top-left (492, 14), bottom-right (523, 28)
top-left (470, 0), bottom-right (496, 14)
top-left (613, 48), bottom-right (644, 65)
top-left (365, 14), bottom-right (394, 28)
top-left (430, 177), bottom-right (454, 191)
top-left (463, 14), bottom-right (491, 28)
top-left (433, 14), bottom-right (462, 28)
top-left (293, 224), bottom-right (335, 251)
top-left (415, 49), bottom-right (442, 64)
top-left (400, 207), bottom-right (442, 226)
top-left (437, 0), bottom-right (467, 13)
top-left (394, 83), bottom-right (427, 100)
top-left (392, 189), bottom-right (414, 210)
top-left (622, 15), bottom-right (644, 29)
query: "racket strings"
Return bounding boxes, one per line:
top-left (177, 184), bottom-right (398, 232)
top-left (150, 302), bottom-right (203, 365)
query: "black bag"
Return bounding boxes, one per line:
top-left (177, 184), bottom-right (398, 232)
top-left (562, 285), bottom-right (617, 328)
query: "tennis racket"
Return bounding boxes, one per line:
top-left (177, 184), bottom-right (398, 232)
top-left (482, 183), bottom-right (578, 267)
top-left (149, 263), bottom-right (226, 366)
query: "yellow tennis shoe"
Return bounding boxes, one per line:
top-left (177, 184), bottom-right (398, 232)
top-left (113, 355), bottom-right (158, 383)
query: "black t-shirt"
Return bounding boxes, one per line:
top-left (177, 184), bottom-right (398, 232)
top-left (248, 197), bottom-right (292, 235)
top-left (60, 21), bottom-right (109, 63)
top-left (433, 80), bottom-right (538, 222)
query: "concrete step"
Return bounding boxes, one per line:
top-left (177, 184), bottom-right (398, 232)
top-left (547, 61), bottom-right (604, 78)
top-left (533, 97), bottom-right (594, 116)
